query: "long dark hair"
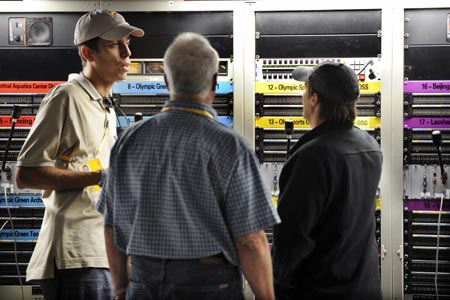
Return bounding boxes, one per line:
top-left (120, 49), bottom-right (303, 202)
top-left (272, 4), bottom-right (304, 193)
top-left (308, 82), bottom-right (358, 124)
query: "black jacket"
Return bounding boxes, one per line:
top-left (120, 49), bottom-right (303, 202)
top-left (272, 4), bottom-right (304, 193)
top-left (272, 121), bottom-right (383, 300)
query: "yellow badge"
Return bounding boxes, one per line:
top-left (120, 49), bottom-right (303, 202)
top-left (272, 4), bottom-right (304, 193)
top-left (78, 157), bottom-right (104, 194)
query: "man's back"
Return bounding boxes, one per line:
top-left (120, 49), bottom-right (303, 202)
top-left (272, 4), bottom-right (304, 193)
top-left (103, 100), bottom-right (276, 266)
top-left (273, 122), bottom-right (382, 299)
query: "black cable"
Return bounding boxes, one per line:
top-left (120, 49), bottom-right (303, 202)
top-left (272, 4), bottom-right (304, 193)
top-left (432, 130), bottom-right (447, 185)
top-left (107, 97), bottom-right (130, 128)
top-left (2, 105), bottom-right (22, 172)
top-left (431, 130), bottom-right (446, 299)
top-left (116, 107), bottom-right (130, 126)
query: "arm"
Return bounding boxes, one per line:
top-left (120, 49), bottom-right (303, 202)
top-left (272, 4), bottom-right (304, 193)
top-left (234, 229), bottom-right (275, 300)
top-left (105, 225), bottom-right (129, 300)
top-left (16, 166), bottom-right (101, 191)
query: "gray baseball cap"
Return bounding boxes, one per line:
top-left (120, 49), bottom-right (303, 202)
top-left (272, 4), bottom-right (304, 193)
top-left (292, 61), bottom-right (359, 103)
top-left (74, 9), bottom-right (144, 46)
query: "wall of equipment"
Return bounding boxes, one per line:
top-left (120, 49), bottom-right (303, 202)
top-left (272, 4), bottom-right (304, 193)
top-left (402, 8), bottom-right (450, 300)
top-left (0, 1), bottom-right (448, 300)
top-left (252, 9), bottom-right (383, 259)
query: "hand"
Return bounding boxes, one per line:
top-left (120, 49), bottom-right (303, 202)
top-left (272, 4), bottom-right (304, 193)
top-left (113, 285), bottom-right (126, 300)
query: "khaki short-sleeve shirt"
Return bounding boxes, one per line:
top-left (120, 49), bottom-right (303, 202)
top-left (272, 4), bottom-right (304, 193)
top-left (17, 74), bottom-right (117, 280)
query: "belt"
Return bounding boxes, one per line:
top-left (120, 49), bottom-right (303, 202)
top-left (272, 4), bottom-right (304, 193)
top-left (198, 254), bottom-right (228, 265)
top-left (132, 254), bottom-right (229, 265)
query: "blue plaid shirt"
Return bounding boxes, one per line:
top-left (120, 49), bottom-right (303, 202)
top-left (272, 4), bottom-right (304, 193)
top-left (97, 100), bottom-right (280, 265)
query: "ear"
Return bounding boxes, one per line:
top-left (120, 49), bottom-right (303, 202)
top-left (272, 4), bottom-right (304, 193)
top-left (310, 91), bottom-right (320, 109)
top-left (210, 73), bottom-right (218, 92)
top-left (80, 45), bottom-right (94, 62)
top-left (164, 74), bottom-right (170, 91)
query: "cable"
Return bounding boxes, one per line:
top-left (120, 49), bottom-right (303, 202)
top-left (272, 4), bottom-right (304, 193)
top-left (114, 107), bottom-right (131, 137)
top-left (432, 131), bottom-right (447, 185)
top-left (0, 219), bottom-right (9, 232)
top-left (356, 59), bottom-right (374, 75)
top-left (115, 105), bottom-right (130, 127)
top-left (104, 97), bottom-right (130, 129)
top-left (3, 185), bottom-right (24, 300)
top-left (430, 130), bottom-right (446, 299)
top-left (434, 193), bottom-right (444, 300)
top-left (2, 105), bottom-right (21, 172)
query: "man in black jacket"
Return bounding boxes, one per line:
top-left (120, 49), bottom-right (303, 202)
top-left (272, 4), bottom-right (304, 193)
top-left (272, 61), bottom-right (383, 300)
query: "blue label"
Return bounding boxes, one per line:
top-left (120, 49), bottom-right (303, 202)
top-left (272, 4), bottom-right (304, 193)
top-left (113, 81), bottom-right (233, 95)
top-left (0, 229), bottom-right (40, 241)
top-left (116, 116), bottom-right (153, 128)
top-left (0, 194), bottom-right (43, 207)
top-left (218, 116), bottom-right (233, 128)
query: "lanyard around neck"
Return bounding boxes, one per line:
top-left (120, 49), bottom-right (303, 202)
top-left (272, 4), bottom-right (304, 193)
top-left (95, 116), bottom-right (109, 157)
top-left (161, 106), bottom-right (215, 120)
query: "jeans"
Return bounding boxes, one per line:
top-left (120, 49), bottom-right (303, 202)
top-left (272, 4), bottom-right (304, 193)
top-left (36, 267), bottom-right (113, 300)
top-left (127, 255), bottom-right (245, 300)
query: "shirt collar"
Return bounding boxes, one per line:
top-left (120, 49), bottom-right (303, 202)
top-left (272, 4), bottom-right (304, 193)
top-left (289, 120), bottom-right (353, 155)
top-left (69, 73), bottom-right (108, 102)
top-left (163, 100), bottom-right (218, 119)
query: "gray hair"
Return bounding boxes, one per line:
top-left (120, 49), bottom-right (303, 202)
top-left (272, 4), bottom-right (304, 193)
top-left (163, 32), bottom-right (219, 99)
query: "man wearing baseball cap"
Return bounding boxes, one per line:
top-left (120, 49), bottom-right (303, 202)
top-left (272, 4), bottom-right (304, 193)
top-left (271, 61), bottom-right (383, 299)
top-left (16, 9), bottom-right (144, 300)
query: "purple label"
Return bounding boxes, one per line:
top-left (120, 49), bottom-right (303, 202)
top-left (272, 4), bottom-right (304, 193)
top-left (404, 199), bottom-right (450, 211)
top-left (404, 118), bottom-right (450, 129)
top-left (404, 81), bottom-right (450, 93)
